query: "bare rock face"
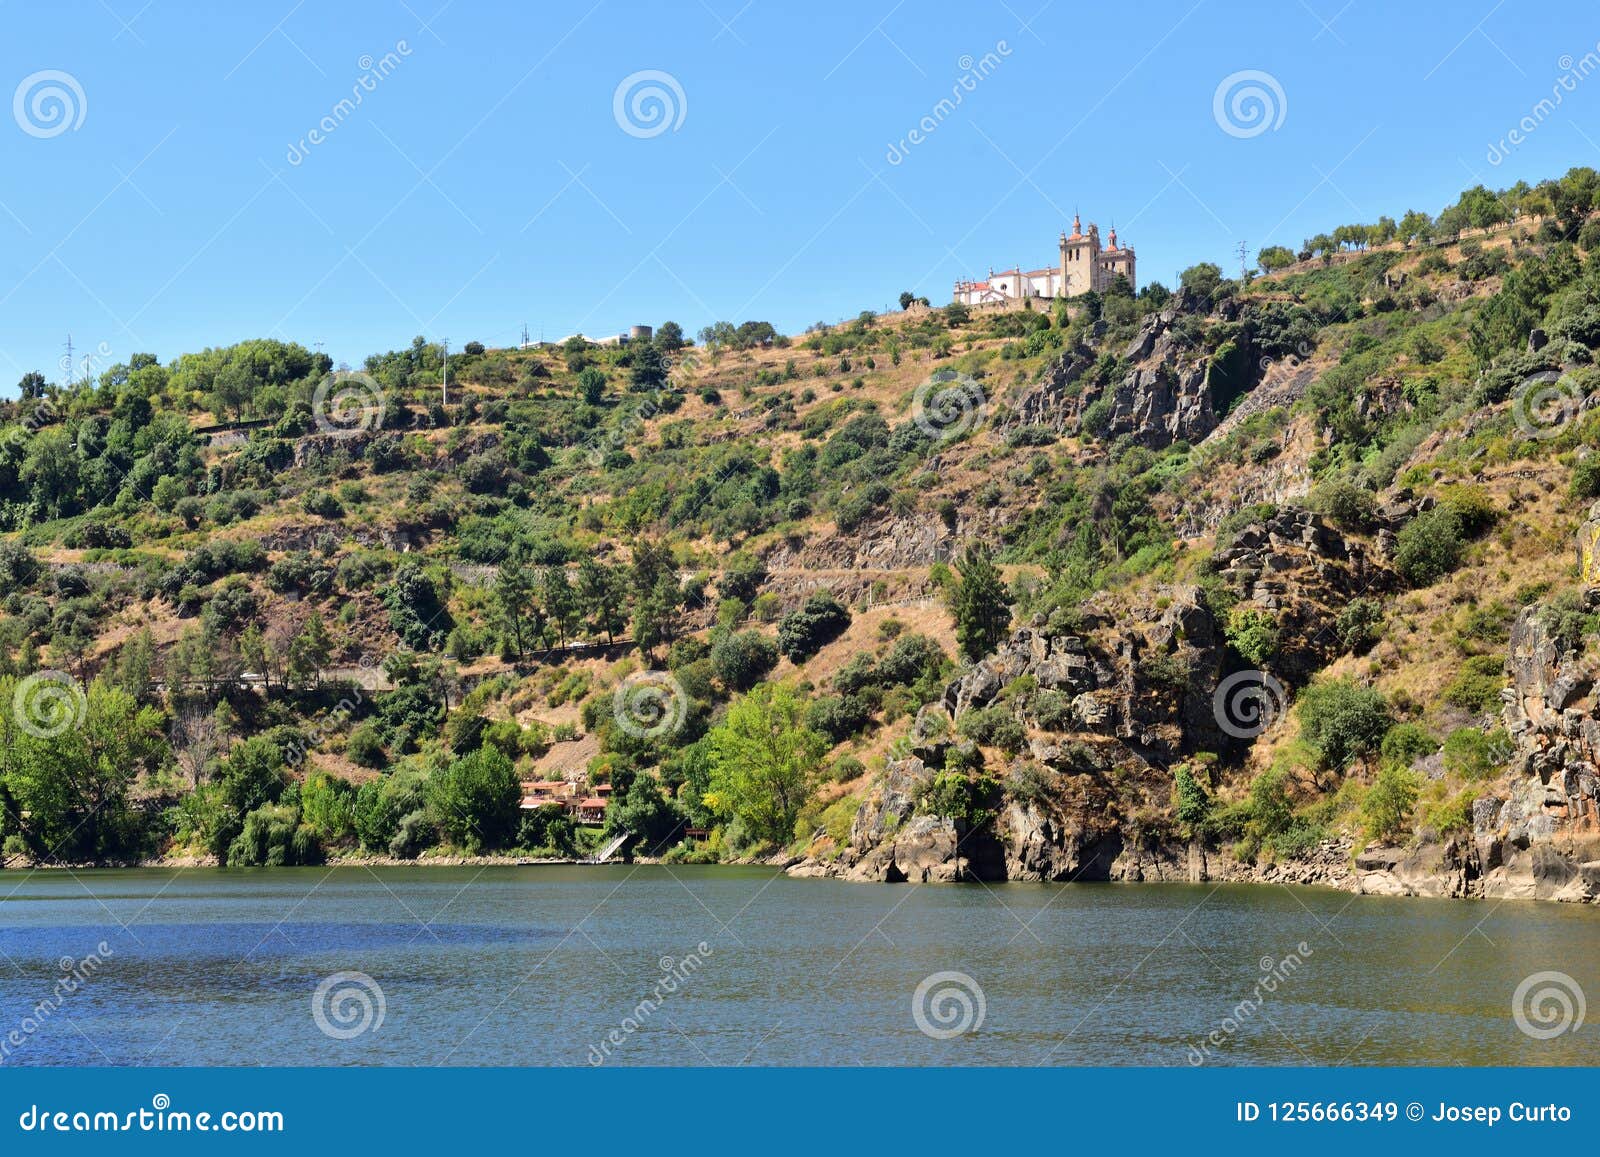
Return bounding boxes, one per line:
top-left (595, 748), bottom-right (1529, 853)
top-left (1477, 596), bottom-right (1600, 891)
top-left (849, 756), bottom-right (929, 853)
top-left (1577, 500), bottom-right (1600, 584)
top-left (937, 585), bottom-right (1226, 757)
top-left (763, 514), bottom-right (955, 571)
top-left (1003, 307), bottom-right (1219, 449)
top-left (1002, 345), bottom-right (1096, 435)
top-left (818, 756), bottom-right (999, 883)
top-left (1211, 505), bottom-right (1398, 684)
top-left (1096, 361), bottom-right (1216, 448)
top-left (848, 815), bottom-right (966, 883)
top-left (998, 800), bottom-right (1122, 882)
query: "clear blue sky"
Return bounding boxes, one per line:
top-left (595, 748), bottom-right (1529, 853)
top-left (1, 0), bottom-right (1597, 390)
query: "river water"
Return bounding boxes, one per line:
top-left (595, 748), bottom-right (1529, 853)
top-left (0, 865), bottom-right (1595, 1066)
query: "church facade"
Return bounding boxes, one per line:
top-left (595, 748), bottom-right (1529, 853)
top-left (953, 215), bottom-right (1136, 306)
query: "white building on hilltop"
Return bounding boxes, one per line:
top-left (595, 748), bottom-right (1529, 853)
top-left (954, 214), bottom-right (1136, 306)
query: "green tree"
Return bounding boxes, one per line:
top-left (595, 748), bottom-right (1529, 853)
top-left (577, 556), bottom-right (624, 644)
top-left (426, 745), bottom-right (521, 851)
top-left (1296, 680), bottom-right (1391, 771)
top-left (0, 678), bottom-right (164, 862)
top-left (577, 366), bottom-right (607, 405)
top-left (542, 566), bottom-right (578, 646)
top-left (1225, 606), bottom-right (1280, 667)
top-left (948, 547), bottom-right (1011, 662)
top-left (1173, 765), bottom-right (1211, 831)
top-left (286, 611), bottom-right (332, 688)
top-left (1256, 245), bottom-right (1296, 273)
top-left (705, 684), bottom-right (827, 846)
top-left (776, 592), bottom-right (851, 663)
top-left (710, 628), bottom-right (778, 691)
top-left (1362, 764), bottom-right (1420, 842)
top-left (1394, 506), bottom-right (1466, 586)
top-left (494, 550), bottom-right (543, 660)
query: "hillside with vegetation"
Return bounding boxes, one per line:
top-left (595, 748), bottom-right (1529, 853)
top-left (3, 167), bottom-right (1600, 900)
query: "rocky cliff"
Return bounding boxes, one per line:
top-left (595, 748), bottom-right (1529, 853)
top-left (791, 502), bottom-right (1600, 904)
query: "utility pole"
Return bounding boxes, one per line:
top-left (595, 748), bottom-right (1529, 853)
top-left (441, 337), bottom-right (449, 407)
top-left (1237, 241), bottom-right (1249, 281)
top-left (63, 334), bottom-right (74, 387)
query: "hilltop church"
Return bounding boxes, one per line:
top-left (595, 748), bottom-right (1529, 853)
top-left (953, 214), bottom-right (1136, 306)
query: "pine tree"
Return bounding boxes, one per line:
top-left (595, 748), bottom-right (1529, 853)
top-left (494, 550), bottom-right (538, 661)
top-left (542, 567), bottom-right (578, 647)
top-left (949, 546), bottom-right (1011, 663)
top-left (577, 557), bottom-right (624, 644)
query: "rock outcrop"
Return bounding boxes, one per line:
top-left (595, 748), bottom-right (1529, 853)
top-left (1211, 505), bottom-right (1398, 683)
top-left (1003, 305), bottom-right (1222, 449)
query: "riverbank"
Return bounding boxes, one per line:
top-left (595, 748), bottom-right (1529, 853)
top-left (6, 837), bottom-right (1599, 907)
top-left (785, 822), bottom-right (1600, 905)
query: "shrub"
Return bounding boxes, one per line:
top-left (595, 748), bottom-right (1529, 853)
top-left (915, 769), bottom-right (1000, 827)
top-left (1224, 606), bottom-right (1280, 666)
top-left (1421, 788), bottom-right (1479, 835)
top-left (1442, 654), bottom-right (1506, 714)
top-left (1336, 598), bottom-right (1384, 653)
top-left (346, 724), bottom-right (386, 769)
top-left (389, 809), bottom-right (435, 859)
top-left (1572, 457), bottom-right (1600, 499)
top-left (806, 694), bottom-right (871, 742)
top-left (1311, 479), bottom-right (1377, 532)
top-left (1394, 506), bottom-right (1466, 586)
top-left (1441, 727), bottom-right (1508, 779)
top-left (302, 490), bottom-right (344, 519)
top-left (777, 592), bottom-right (851, 662)
top-left (1173, 765), bottom-right (1211, 830)
top-left (1080, 397), bottom-right (1113, 438)
top-left (709, 629), bottom-right (778, 692)
top-left (226, 804), bottom-right (321, 867)
top-left (1361, 764), bottom-right (1420, 842)
top-left (1379, 722), bottom-right (1436, 768)
top-left (1296, 679), bottom-right (1391, 770)
top-left (955, 706), bottom-right (1028, 755)
top-left (1538, 589), bottom-right (1598, 652)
